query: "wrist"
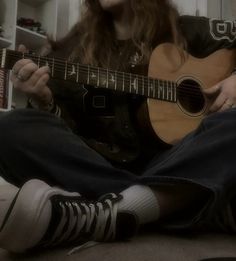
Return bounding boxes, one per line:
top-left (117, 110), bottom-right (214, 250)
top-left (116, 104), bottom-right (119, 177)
top-left (28, 96), bottom-right (54, 112)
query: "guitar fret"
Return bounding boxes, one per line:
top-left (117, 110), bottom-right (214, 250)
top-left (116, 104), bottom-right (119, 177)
top-left (163, 81), bottom-right (166, 100)
top-left (166, 82), bottom-right (169, 100)
top-left (45, 58), bottom-right (49, 67)
top-left (150, 78), bottom-right (154, 98)
top-left (97, 67), bottom-right (100, 86)
top-left (170, 82), bottom-right (173, 100)
top-left (51, 58), bottom-right (54, 77)
top-left (37, 56), bottom-right (40, 67)
top-left (99, 68), bottom-right (106, 88)
top-left (130, 74), bottom-right (138, 94)
top-left (158, 80), bottom-right (163, 100)
top-left (44, 57), bottom-right (52, 76)
top-left (76, 63), bottom-right (79, 83)
top-left (115, 71), bottom-right (117, 90)
top-left (173, 83), bottom-right (176, 101)
top-left (142, 76), bottom-right (145, 96)
top-left (122, 72), bottom-right (125, 92)
top-left (115, 72), bottom-right (121, 92)
top-left (87, 65), bottom-right (90, 84)
top-left (144, 78), bottom-right (148, 97)
top-left (136, 76), bottom-right (139, 94)
top-left (153, 79), bottom-right (156, 98)
top-left (129, 73), bottom-right (132, 93)
top-left (106, 69), bottom-right (109, 89)
top-left (170, 82), bottom-right (173, 101)
top-left (109, 70), bottom-right (115, 89)
top-left (64, 61), bottom-right (68, 80)
top-left (167, 81), bottom-right (172, 101)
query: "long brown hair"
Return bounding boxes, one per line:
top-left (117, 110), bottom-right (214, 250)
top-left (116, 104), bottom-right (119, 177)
top-left (50, 0), bottom-right (185, 68)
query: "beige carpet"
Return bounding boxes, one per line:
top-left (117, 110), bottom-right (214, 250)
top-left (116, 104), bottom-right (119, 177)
top-left (0, 232), bottom-right (236, 261)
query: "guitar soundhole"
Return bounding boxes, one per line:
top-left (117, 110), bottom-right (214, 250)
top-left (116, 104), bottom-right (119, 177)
top-left (177, 79), bottom-right (205, 114)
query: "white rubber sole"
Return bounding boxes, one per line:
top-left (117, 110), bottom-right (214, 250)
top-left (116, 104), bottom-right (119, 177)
top-left (0, 179), bottom-right (56, 252)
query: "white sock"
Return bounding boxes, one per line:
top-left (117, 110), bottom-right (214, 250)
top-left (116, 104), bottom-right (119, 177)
top-left (118, 185), bottom-right (160, 224)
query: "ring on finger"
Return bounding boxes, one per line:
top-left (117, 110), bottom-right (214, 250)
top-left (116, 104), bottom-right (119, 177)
top-left (12, 68), bottom-right (18, 75)
top-left (16, 74), bottom-right (26, 81)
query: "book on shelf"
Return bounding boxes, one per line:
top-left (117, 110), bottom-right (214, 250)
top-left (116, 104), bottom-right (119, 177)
top-left (0, 69), bottom-right (9, 109)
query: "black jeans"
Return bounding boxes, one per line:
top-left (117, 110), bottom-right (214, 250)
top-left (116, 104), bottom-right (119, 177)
top-left (0, 108), bottom-right (236, 230)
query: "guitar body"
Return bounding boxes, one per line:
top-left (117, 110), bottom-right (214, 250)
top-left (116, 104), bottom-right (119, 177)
top-left (148, 43), bottom-right (236, 144)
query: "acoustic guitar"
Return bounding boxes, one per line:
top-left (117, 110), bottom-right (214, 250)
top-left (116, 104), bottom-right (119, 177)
top-left (0, 43), bottom-right (235, 144)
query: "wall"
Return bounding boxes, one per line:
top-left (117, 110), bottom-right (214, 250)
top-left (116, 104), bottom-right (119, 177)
top-left (173, 0), bottom-right (236, 19)
top-left (68, 0), bottom-right (235, 29)
top-left (222, 0), bottom-right (236, 19)
top-left (172, 0), bottom-right (207, 16)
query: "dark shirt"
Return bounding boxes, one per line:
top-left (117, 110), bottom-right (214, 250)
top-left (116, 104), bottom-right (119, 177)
top-left (46, 15), bottom-right (236, 173)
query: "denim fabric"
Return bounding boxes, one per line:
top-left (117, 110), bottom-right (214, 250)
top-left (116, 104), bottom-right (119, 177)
top-left (0, 108), bottom-right (236, 230)
top-left (0, 109), bottom-right (137, 199)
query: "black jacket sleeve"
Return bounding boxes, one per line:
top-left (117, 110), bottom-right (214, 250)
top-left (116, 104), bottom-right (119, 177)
top-left (179, 15), bottom-right (236, 57)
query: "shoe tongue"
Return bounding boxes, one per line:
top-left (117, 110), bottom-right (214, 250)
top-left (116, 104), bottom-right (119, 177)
top-left (115, 211), bottom-right (139, 240)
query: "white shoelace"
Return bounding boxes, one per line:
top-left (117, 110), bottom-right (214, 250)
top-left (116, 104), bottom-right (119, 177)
top-left (47, 193), bottom-right (120, 254)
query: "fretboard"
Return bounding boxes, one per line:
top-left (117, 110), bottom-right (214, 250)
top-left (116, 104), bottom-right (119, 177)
top-left (0, 48), bottom-right (177, 102)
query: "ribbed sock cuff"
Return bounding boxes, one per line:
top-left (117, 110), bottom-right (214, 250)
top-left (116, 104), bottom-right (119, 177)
top-left (118, 185), bottom-right (160, 224)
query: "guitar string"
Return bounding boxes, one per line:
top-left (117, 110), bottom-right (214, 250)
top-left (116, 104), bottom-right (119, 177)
top-left (5, 51), bottom-right (201, 89)
top-left (4, 51), bottom-right (205, 100)
top-left (5, 51), bottom-right (203, 92)
top-left (4, 51), bottom-right (206, 100)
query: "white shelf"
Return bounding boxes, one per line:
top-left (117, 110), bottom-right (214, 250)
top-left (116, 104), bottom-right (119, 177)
top-left (0, 0), bottom-right (64, 110)
top-left (16, 25), bottom-right (47, 51)
top-left (0, 0), bottom-right (76, 110)
top-left (0, 37), bottom-right (13, 48)
top-left (20, 0), bottom-right (49, 7)
top-left (16, 25), bottom-right (46, 38)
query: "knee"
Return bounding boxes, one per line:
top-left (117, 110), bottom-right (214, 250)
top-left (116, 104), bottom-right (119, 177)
top-left (0, 109), bottom-right (39, 132)
top-left (0, 109), bottom-right (31, 144)
top-left (0, 109), bottom-right (54, 143)
top-left (203, 109), bottom-right (236, 129)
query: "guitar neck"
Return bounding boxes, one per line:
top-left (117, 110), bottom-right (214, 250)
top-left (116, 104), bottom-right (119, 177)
top-left (0, 48), bottom-right (177, 102)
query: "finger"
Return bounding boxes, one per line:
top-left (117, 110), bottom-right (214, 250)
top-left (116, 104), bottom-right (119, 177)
top-left (27, 66), bottom-right (51, 87)
top-left (15, 62), bottom-right (38, 82)
top-left (18, 44), bottom-right (29, 53)
top-left (219, 100), bottom-right (234, 112)
top-left (203, 84), bottom-right (222, 98)
top-left (40, 43), bottom-right (52, 56)
top-left (209, 94), bottom-right (226, 112)
top-left (13, 70), bottom-right (50, 94)
top-left (30, 74), bottom-right (50, 96)
top-left (12, 59), bottom-right (33, 76)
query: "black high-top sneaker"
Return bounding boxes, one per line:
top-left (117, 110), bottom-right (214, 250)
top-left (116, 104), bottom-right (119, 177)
top-left (0, 179), bottom-right (138, 253)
